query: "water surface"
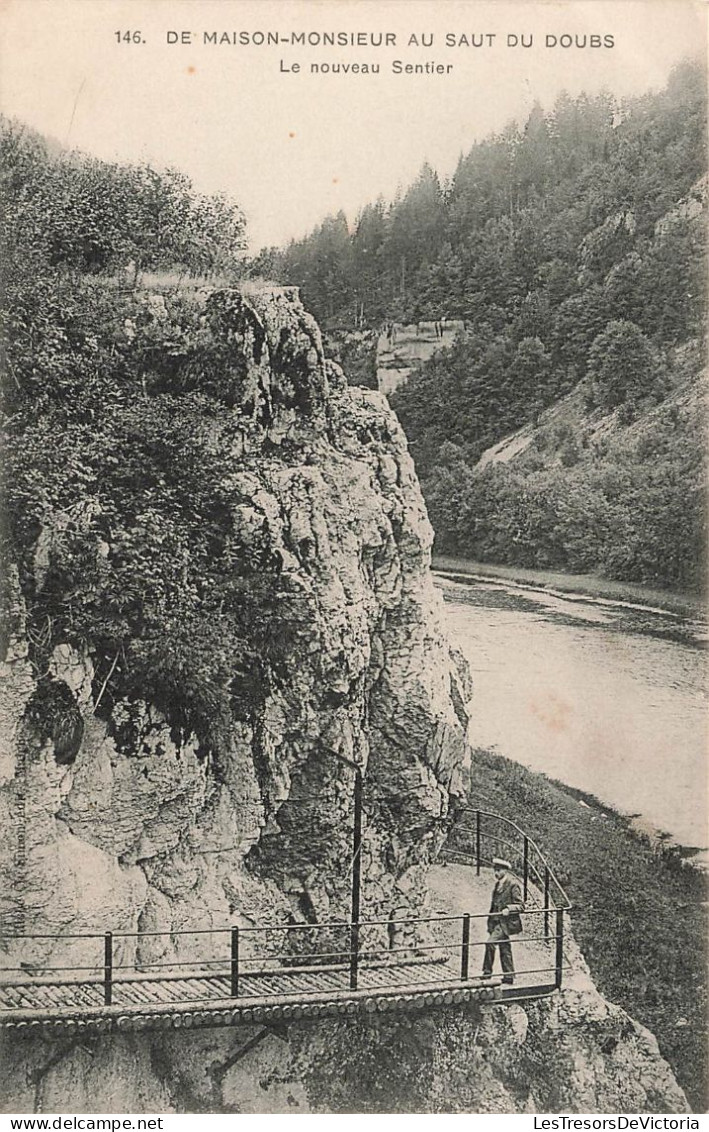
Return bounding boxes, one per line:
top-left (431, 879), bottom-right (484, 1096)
top-left (437, 573), bottom-right (708, 849)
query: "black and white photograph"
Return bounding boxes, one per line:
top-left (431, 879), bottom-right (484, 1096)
top-left (0, 0), bottom-right (706, 1118)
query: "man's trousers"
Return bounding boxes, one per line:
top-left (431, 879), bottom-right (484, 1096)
top-left (483, 923), bottom-right (515, 982)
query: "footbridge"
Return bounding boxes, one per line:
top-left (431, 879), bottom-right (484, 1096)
top-left (0, 810), bottom-right (570, 1034)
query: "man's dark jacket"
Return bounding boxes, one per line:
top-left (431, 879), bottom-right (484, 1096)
top-left (487, 872), bottom-right (524, 935)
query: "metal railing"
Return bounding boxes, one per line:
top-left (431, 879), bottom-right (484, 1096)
top-left (440, 806), bottom-right (571, 994)
top-left (445, 807), bottom-right (571, 903)
top-left (0, 909), bottom-right (567, 1008)
top-left (0, 810), bottom-right (571, 1015)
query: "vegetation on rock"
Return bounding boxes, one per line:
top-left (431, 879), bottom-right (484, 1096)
top-left (0, 119), bottom-right (266, 768)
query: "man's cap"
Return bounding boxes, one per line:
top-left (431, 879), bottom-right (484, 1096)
top-left (492, 857), bottom-right (511, 870)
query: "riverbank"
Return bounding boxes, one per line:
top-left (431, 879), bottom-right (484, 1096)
top-left (467, 747), bottom-right (708, 1112)
top-left (433, 555), bottom-right (706, 621)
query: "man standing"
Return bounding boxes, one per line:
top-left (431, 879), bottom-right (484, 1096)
top-left (482, 857), bottom-right (525, 984)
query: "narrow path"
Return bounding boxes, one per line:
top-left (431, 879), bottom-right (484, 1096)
top-left (427, 863), bottom-right (559, 991)
top-left (0, 956), bottom-right (503, 1034)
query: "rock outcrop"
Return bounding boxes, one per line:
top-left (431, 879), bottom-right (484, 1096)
top-left (0, 288), bottom-right (688, 1113)
top-left (0, 989), bottom-right (688, 1114)
top-left (1, 284), bottom-right (468, 1001)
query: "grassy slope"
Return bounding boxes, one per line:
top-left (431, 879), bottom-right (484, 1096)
top-left (467, 747), bottom-right (708, 1112)
top-left (433, 554), bottom-right (706, 619)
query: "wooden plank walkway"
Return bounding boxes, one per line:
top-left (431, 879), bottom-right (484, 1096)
top-left (0, 959), bottom-right (521, 1033)
top-left (0, 960), bottom-right (482, 1012)
top-left (0, 840), bottom-right (568, 1034)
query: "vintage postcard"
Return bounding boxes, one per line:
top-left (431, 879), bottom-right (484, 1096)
top-left (0, 0), bottom-right (706, 1119)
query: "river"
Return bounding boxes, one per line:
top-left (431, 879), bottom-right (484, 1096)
top-left (436, 571), bottom-right (708, 850)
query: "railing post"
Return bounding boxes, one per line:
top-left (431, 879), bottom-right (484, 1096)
top-left (555, 909), bottom-right (564, 990)
top-left (544, 867), bottom-right (550, 940)
top-left (231, 927), bottom-right (240, 997)
top-left (523, 836), bottom-right (529, 902)
top-left (349, 921), bottom-right (360, 991)
top-left (475, 810), bottom-right (481, 875)
top-left (350, 768), bottom-right (363, 991)
top-left (103, 931), bottom-right (113, 1007)
top-left (460, 913), bottom-right (471, 980)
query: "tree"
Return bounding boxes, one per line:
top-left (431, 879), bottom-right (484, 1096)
top-left (587, 320), bottom-right (659, 408)
top-left (351, 198), bottom-right (387, 324)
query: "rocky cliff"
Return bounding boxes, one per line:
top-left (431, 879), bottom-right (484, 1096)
top-left (0, 979), bottom-right (689, 1114)
top-left (0, 287), bottom-right (688, 1113)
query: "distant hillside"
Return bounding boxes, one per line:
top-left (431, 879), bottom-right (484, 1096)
top-left (423, 349), bottom-right (706, 590)
top-left (376, 320), bottom-right (463, 394)
top-left (389, 64), bottom-right (707, 593)
top-left (249, 60), bottom-right (706, 591)
top-left (478, 343), bottom-right (704, 477)
top-left (400, 161), bottom-right (706, 592)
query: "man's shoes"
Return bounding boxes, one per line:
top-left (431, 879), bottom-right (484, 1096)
top-left (480, 972), bottom-right (493, 981)
top-left (501, 977), bottom-right (514, 985)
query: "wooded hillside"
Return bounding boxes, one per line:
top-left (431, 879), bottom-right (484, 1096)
top-left (254, 60), bottom-right (707, 591)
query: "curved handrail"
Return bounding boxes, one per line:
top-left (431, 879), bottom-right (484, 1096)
top-left (0, 810), bottom-right (570, 1012)
top-left (448, 806), bottom-right (572, 911)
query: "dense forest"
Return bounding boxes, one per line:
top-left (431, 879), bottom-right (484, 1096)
top-left (253, 60), bottom-right (707, 592)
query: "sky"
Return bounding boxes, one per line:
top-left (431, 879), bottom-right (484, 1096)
top-left (1, 0), bottom-right (706, 251)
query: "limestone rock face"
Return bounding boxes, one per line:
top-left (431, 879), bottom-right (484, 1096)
top-left (0, 288), bottom-right (688, 1114)
top-left (0, 989), bottom-right (688, 1115)
top-left (1, 286), bottom-right (467, 972)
